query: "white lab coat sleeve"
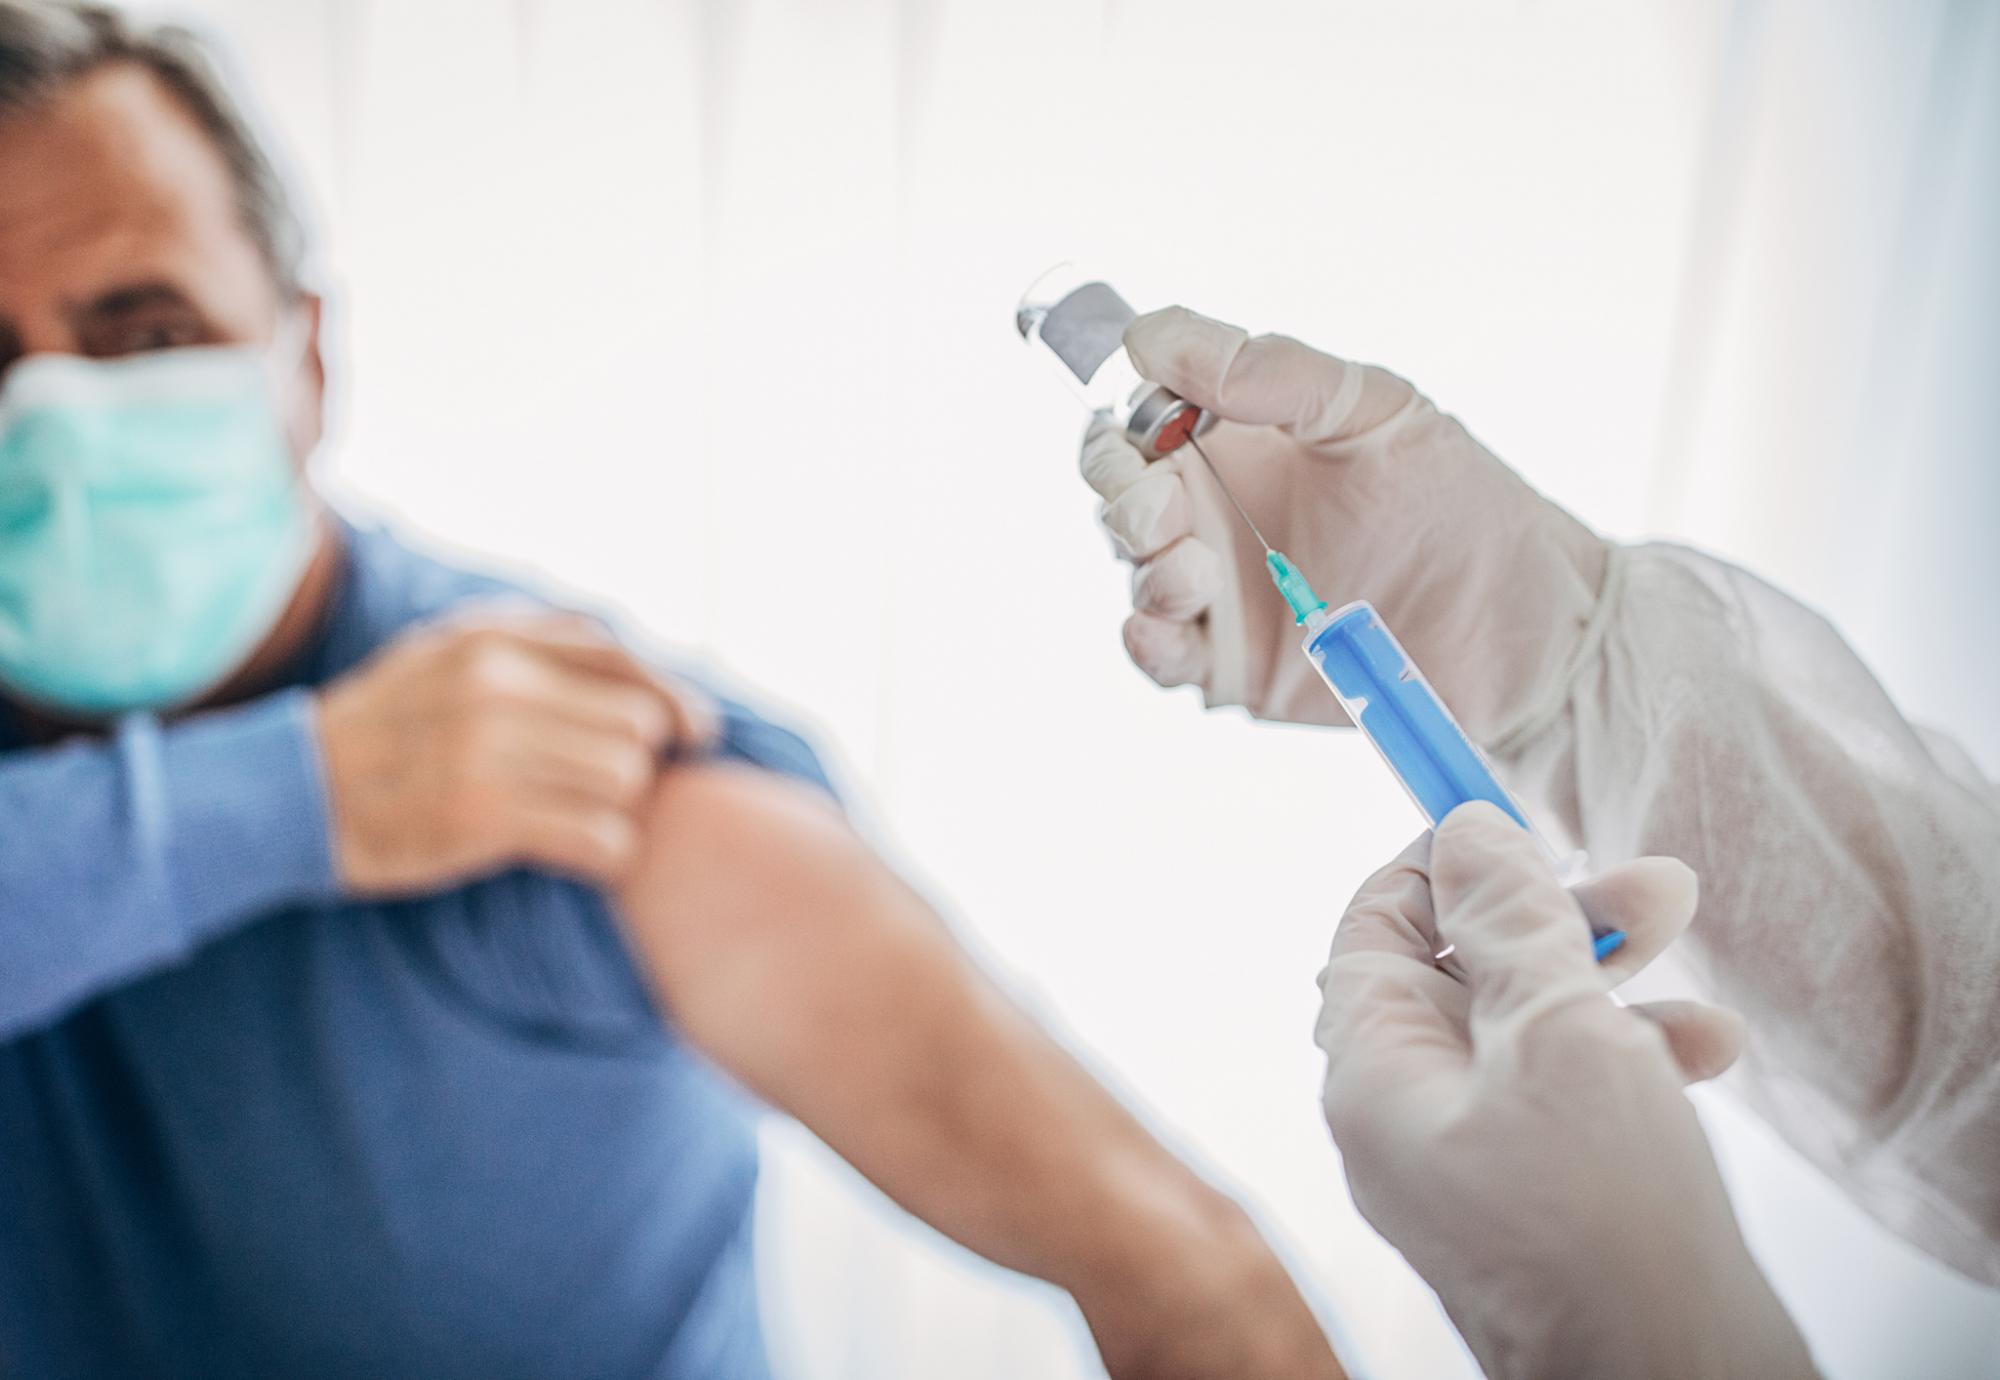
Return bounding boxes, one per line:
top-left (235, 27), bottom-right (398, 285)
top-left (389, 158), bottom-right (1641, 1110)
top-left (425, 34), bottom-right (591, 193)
top-left (1487, 542), bottom-right (2000, 1286)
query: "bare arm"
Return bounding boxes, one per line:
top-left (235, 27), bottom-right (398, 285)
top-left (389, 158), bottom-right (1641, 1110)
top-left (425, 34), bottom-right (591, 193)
top-left (612, 762), bottom-right (1344, 1380)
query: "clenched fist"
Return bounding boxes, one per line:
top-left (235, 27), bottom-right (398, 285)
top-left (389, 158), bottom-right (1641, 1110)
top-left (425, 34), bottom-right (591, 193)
top-left (314, 609), bottom-right (716, 895)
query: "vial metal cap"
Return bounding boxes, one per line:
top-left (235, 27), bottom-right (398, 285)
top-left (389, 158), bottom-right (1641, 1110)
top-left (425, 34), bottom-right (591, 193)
top-left (1128, 385), bottom-right (1201, 459)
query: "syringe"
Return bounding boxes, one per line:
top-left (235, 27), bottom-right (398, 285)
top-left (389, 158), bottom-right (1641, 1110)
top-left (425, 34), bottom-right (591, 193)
top-left (1183, 437), bottom-right (1622, 961)
top-left (1018, 272), bottom-right (1624, 964)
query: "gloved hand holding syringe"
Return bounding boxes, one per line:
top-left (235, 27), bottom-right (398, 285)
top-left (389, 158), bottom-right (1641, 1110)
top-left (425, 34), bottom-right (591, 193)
top-left (1016, 268), bottom-right (1625, 966)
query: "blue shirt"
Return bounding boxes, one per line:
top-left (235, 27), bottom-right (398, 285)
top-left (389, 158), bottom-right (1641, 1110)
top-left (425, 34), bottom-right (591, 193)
top-left (0, 521), bottom-right (831, 1380)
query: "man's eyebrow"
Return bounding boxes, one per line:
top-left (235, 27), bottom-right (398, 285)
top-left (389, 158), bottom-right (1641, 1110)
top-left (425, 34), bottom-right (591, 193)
top-left (68, 282), bottom-right (199, 320)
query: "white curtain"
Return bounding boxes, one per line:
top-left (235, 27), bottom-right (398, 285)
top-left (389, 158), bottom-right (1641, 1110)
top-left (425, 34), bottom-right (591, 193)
top-left (1634, 2), bottom-right (2000, 1376)
top-left (136, 1), bottom-right (1999, 1375)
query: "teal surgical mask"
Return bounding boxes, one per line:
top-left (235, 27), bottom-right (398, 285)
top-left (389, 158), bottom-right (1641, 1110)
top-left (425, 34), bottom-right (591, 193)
top-left (0, 341), bottom-right (316, 716)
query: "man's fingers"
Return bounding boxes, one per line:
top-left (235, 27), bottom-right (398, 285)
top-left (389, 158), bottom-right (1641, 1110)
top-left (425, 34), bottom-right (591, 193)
top-left (533, 670), bottom-right (716, 757)
top-left (504, 715), bottom-right (662, 807)
top-left (449, 607), bottom-right (696, 714)
top-left (451, 627), bottom-right (715, 752)
top-left (525, 629), bottom-right (720, 753)
top-left (507, 795), bottom-right (641, 884)
top-left (1428, 803), bottom-right (1605, 1028)
top-left (1124, 307), bottom-right (1414, 446)
top-left (503, 616), bottom-right (674, 690)
top-left (1571, 856), bottom-right (1700, 988)
top-left (1132, 539), bottom-right (1225, 620)
top-left (517, 662), bottom-right (674, 747)
top-left (656, 675), bottom-right (721, 754)
top-left (1627, 1000), bottom-right (1747, 1084)
top-left (1121, 612), bottom-right (1210, 689)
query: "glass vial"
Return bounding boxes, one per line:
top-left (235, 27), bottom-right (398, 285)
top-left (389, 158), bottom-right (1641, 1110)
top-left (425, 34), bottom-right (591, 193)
top-left (1015, 266), bottom-right (1201, 459)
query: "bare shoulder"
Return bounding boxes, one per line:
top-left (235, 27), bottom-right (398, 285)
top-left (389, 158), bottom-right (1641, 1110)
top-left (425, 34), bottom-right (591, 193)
top-left (607, 760), bottom-right (902, 1062)
top-left (611, 761), bottom-right (867, 943)
top-left (625, 759), bottom-right (850, 868)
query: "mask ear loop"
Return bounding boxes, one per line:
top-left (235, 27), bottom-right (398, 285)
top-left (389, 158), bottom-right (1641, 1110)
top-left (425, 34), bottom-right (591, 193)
top-left (261, 305), bottom-right (326, 476)
top-left (252, 306), bottom-right (329, 652)
top-left (263, 306), bottom-right (314, 391)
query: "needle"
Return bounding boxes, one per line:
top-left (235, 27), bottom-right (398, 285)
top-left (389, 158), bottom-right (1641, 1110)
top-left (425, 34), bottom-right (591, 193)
top-left (1183, 429), bottom-right (1326, 625)
top-left (1183, 433), bottom-right (1273, 555)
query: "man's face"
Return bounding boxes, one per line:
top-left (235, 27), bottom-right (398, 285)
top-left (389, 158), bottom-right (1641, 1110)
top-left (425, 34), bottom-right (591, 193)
top-left (0, 61), bottom-right (323, 459)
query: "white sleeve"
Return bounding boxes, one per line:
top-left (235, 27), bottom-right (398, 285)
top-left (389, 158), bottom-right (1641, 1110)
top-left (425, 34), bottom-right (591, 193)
top-left (1488, 542), bottom-right (2000, 1286)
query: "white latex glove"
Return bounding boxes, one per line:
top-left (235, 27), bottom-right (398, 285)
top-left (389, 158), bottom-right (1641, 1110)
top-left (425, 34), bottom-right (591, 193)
top-left (1084, 309), bottom-right (2000, 1285)
top-left (1078, 307), bottom-right (1605, 740)
top-left (1316, 803), bottom-right (1818, 1380)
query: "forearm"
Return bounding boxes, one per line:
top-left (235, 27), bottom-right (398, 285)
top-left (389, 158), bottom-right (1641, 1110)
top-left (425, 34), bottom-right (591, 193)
top-left (613, 763), bottom-right (1337, 1375)
top-left (803, 909), bottom-right (1230, 1284)
top-left (1490, 543), bottom-right (2000, 1281)
top-left (0, 691), bottom-right (338, 1038)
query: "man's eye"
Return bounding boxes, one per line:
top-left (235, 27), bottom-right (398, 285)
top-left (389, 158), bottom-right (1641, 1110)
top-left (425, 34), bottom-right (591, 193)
top-left (121, 320), bottom-right (201, 353)
top-left (81, 312), bottom-right (207, 359)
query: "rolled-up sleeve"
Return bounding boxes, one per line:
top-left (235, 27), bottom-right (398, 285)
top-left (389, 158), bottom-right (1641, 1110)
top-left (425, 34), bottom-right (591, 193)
top-left (0, 689), bottom-right (341, 1040)
top-left (409, 687), bottom-right (835, 1044)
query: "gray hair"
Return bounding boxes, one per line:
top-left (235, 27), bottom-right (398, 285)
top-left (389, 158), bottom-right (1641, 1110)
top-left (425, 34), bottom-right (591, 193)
top-left (0, 1), bottom-right (306, 298)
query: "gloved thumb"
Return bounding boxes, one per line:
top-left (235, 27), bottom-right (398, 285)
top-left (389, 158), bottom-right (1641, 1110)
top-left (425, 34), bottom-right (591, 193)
top-left (1428, 802), bottom-right (1605, 1028)
top-left (1123, 306), bottom-right (1417, 446)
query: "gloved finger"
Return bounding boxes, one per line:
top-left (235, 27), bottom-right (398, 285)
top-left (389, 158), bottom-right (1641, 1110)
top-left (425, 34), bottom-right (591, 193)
top-left (1121, 612), bottom-right (1209, 689)
top-left (1428, 802), bottom-right (1606, 1032)
top-left (1124, 306), bottom-right (1417, 446)
top-left (1132, 538), bottom-right (1225, 621)
top-left (1078, 416), bottom-right (1150, 501)
top-left (1317, 948), bottom-right (1470, 1145)
top-left (1317, 835), bottom-right (1470, 1134)
top-left (1099, 469), bottom-right (1191, 560)
top-left (1569, 856), bottom-right (1700, 988)
top-left (1326, 832), bottom-right (1437, 966)
top-left (1627, 1000), bottom-right (1747, 1084)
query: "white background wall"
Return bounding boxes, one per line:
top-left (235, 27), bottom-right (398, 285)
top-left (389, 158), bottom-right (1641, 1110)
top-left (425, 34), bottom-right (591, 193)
top-left (134, 1), bottom-right (1999, 1375)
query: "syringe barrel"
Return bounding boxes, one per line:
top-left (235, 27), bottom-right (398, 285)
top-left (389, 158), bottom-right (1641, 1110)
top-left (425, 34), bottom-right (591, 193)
top-left (1304, 601), bottom-right (1625, 963)
top-left (1302, 601), bottom-right (1546, 846)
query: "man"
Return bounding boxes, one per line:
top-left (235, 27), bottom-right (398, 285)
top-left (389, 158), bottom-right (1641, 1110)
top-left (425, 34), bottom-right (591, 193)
top-left (0, 6), bottom-right (1345, 1377)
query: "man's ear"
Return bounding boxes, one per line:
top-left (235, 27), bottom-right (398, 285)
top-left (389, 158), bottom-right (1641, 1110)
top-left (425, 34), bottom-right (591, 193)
top-left (285, 291), bottom-right (327, 468)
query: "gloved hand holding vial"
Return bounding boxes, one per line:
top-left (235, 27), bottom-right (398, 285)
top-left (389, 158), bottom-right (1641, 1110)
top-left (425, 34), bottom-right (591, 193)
top-left (1017, 269), bottom-right (1623, 965)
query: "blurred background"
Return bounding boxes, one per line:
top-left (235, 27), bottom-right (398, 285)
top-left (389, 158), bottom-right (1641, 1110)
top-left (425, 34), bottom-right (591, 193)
top-left (125, 0), bottom-right (1999, 1375)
